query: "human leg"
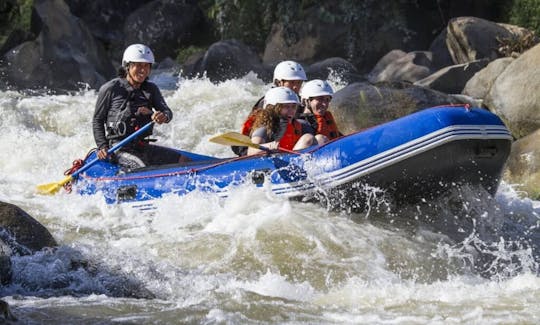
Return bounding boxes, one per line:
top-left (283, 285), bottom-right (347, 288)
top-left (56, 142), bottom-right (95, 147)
top-left (293, 133), bottom-right (315, 150)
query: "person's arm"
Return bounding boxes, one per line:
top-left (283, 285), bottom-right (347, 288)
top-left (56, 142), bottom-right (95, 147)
top-left (93, 85), bottom-right (112, 159)
top-left (148, 83), bottom-right (172, 124)
top-left (247, 127), bottom-right (278, 155)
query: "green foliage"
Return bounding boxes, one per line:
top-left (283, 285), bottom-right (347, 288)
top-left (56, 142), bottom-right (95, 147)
top-left (0, 0), bottom-right (33, 46)
top-left (203, 0), bottom-right (303, 52)
top-left (507, 0), bottom-right (540, 36)
top-left (201, 0), bottom-right (416, 63)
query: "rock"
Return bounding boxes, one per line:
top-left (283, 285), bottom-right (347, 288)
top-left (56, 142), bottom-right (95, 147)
top-left (262, 11), bottom-right (348, 65)
top-left (429, 29), bottom-right (455, 70)
top-left (0, 244), bottom-right (12, 285)
top-left (192, 39), bottom-right (269, 82)
top-left (123, 0), bottom-right (208, 61)
top-left (414, 59), bottom-right (490, 94)
top-left (462, 57), bottom-right (514, 99)
top-left (331, 81), bottom-right (463, 134)
top-left (446, 17), bottom-right (512, 64)
top-left (484, 43), bottom-right (540, 139)
top-left (0, 201), bottom-right (57, 253)
top-left (368, 51), bottom-right (433, 83)
top-left (64, 0), bottom-right (147, 46)
top-left (504, 129), bottom-right (540, 199)
top-left (0, 299), bottom-right (17, 322)
top-left (2, 0), bottom-right (113, 91)
top-left (306, 57), bottom-right (362, 83)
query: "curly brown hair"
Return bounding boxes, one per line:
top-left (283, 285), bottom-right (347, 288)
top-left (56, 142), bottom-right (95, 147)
top-left (251, 104), bottom-right (283, 138)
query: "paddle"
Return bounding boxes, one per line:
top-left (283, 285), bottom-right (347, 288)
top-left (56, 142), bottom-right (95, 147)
top-left (209, 132), bottom-right (298, 154)
top-left (37, 121), bottom-right (155, 195)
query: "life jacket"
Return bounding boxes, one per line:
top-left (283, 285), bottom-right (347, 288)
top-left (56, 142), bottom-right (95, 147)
top-left (315, 111), bottom-right (341, 140)
top-left (241, 114), bottom-right (257, 136)
top-left (277, 119), bottom-right (304, 150)
top-left (232, 96), bottom-right (265, 156)
top-left (107, 81), bottom-right (154, 141)
top-left (241, 96), bottom-right (265, 135)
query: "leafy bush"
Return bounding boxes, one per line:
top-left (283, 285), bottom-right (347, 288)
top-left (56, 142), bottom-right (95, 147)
top-left (507, 0), bottom-right (540, 36)
top-left (0, 0), bottom-right (33, 48)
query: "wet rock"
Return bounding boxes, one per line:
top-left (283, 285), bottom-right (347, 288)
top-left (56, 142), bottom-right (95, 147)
top-left (504, 129), bottom-right (540, 199)
top-left (192, 39), bottom-right (269, 82)
top-left (0, 235), bottom-right (12, 286)
top-left (123, 0), bottom-right (209, 61)
top-left (0, 201), bottom-right (57, 253)
top-left (306, 57), bottom-right (363, 83)
top-left (0, 299), bottom-right (17, 322)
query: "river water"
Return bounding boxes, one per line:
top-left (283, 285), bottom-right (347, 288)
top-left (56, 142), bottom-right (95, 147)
top-left (0, 72), bottom-right (539, 324)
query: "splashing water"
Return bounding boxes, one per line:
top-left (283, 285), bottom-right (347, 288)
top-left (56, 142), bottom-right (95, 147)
top-left (0, 73), bottom-right (539, 324)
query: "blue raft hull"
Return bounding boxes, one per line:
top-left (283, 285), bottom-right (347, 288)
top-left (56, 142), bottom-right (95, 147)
top-left (75, 106), bottom-right (512, 209)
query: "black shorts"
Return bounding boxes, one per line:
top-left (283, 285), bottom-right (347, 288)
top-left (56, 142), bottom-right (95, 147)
top-left (113, 143), bottom-right (181, 168)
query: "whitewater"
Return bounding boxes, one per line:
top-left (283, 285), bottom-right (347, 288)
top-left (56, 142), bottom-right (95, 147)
top-left (0, 72), bottom-right (539, 324)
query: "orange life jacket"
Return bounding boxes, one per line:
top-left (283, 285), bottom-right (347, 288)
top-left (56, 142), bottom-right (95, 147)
top-left (278, 120), bottom-right (304, 150)
top-left (315, 111), bottom-right (341, 140)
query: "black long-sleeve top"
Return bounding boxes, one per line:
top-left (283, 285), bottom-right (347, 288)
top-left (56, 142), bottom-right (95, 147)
top-left (92, 78), bottom-right (173, 149)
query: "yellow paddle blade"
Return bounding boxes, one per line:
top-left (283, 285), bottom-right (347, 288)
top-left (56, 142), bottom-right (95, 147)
top-left (36, 175), bottom-right (73, 195)
top-left (209, 132), bottom-right (261, 149)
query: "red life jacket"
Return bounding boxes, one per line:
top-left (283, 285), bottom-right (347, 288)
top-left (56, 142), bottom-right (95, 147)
top-left (240, 96), bottom-right (265, 136)
top-left (315, 111), bottom-right (341, 140)
top-left (241, 114), bottom-right (257, 136)
top-left (278, 120), bottom-right (304, 150)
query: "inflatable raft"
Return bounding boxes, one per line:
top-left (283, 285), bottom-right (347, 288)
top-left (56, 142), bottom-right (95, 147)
top-left (70, 105), bottom-right (512, 210)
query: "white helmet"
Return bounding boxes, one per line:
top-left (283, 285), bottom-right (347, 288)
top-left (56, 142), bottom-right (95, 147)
top-left (273, 60), bottom-right (307, 81)
top-left (264, 87), bottom-right (300, 107)
top-left (122, 44), bottom-right (155, 66)
top-left (300, 79), bottom-right (334, 100)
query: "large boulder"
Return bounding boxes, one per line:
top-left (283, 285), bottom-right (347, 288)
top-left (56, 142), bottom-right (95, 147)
top-left (64, 0), bottom-right (146, 43)
top-left (306, 57), bottom-right (362, 83)
top-left (368, 50), bottom-right (433, 84)
top-left (0, 239), bottom-right (12, 285)
top-left (2, 0), bottom-right (113, 91)
top-left (192, 39), bottom-right (269, 82)
top-left (0, 201), bottom-right (57, 253)
top-left (262, 11), bottom-right (348, 66)
top-left (446, 17), bottom-right (512, 64)
top-left (331, 82), bottom-right (463, 134)
top-left (484, 43), bottom-right (540, 139)
top-left (462, 57), bottom-right (514, 99)
top-left (429, 30), bottom-right (455, 71)
top-left (123, 0), bottom-right (208, 62)
top-left (414, 59), bottom-right (490, 94)
top-left (504, 129), bottom-right (540, 199)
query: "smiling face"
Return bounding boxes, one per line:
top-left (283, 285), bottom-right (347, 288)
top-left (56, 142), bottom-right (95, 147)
top-left (126, 62), bottom-right (151, 87)
top-left (307, 95), bottom-right (331, 116)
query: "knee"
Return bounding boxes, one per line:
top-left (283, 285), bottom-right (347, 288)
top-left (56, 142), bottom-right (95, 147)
top-left (315, 134), bottom-right (329, 145)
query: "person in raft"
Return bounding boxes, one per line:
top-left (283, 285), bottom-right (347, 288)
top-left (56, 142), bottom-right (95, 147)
top-left (93, 43), bottom-right (188, 170)
top-left (298, 79), bottom-right (343, 145)
top-left (247, 87), bottom-right (316, 155)
top-left (232, 60), bottom-right (307, 156)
